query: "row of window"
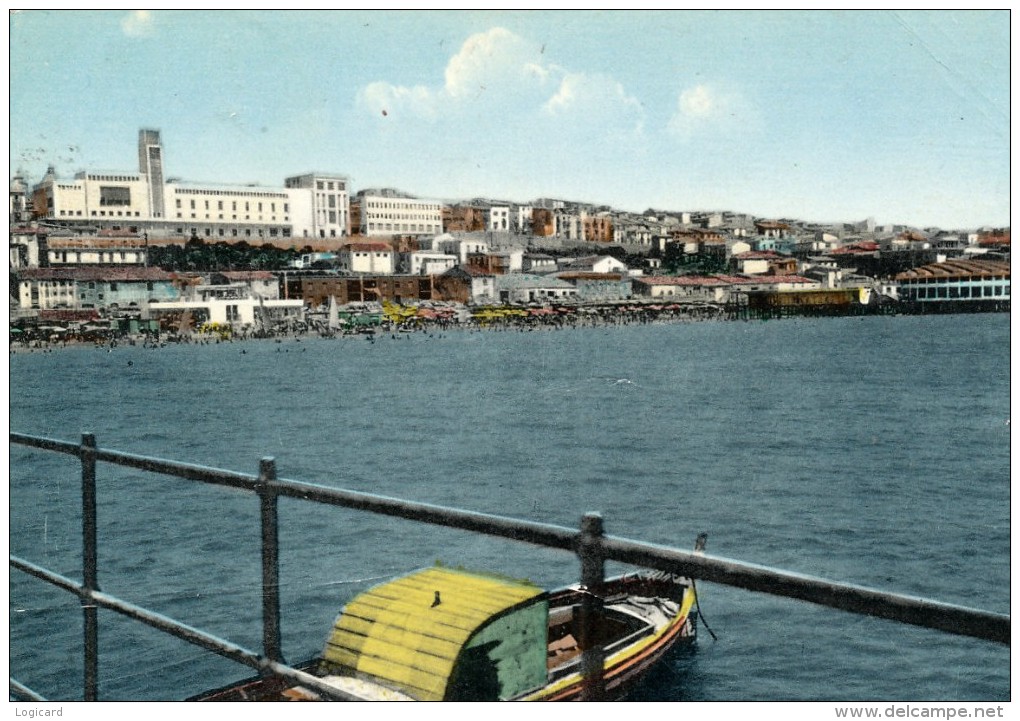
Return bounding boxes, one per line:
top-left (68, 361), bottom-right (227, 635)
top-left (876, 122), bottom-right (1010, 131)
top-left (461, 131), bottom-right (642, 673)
top-left (174, 188), bottom-right (288, 199)
top-left (367, 223), bottom-right (441, 233)
top-left (315, 180), bottom-right (345, 191)
top-left (906, 285), bottom-right (1009, 300)
top-left (364, 200), bottom-right (441, 211)
top-left (366, 214), bottom-right (443, 223)
top-left (86, 175), bottom-right (141, 182)
top-left (904, 275), bottom-right (1008, 283)
top-left (177, 213), bottom-right (289, 223)
top-left (175, 226), bottom-right (292, 239)
top-left (177, 199), bottom-right (289, 213)
top-left (50, 252), bottom-right (139, 262)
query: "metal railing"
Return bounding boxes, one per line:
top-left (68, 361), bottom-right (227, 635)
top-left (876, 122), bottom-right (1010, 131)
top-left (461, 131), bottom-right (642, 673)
top-left (9, 432), bottom-right (1011, 702)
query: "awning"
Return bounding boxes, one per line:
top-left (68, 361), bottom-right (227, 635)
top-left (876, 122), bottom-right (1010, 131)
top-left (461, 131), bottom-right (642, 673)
top-left (321, 567), bottom-right (544, 701)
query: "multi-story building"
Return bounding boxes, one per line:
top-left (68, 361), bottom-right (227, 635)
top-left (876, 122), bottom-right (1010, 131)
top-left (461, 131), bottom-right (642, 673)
top-left (15, 267), bottom-right (177, 311)
top-left (488, 206), bottom-right (510, 232)
top-left (531, 208), bottom-right (555, 237)
top-left (357, 190), bottom-right (443, 237)
top-left (582, 214), bottom-right (613, 243)
top-left (10, 174), bottom-right (30, 223)
top-left (28, 129), bottom-right (352, 243)
top-left (443, 205), bottom-right (487, 233)
top-left (284, 173), bottom-right (350, 239)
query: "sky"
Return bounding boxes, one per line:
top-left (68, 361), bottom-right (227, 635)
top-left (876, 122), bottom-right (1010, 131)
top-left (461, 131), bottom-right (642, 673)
top-left (8, 10), bottom-right (1011, 230)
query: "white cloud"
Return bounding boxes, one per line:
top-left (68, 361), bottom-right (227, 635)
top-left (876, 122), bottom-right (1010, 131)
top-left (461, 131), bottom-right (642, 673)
top-left (544, 73), bottom-right (643, 130)
top-left (356, 26), bottom-right (640, 133)
top-left (121, 10), bottom-right (154, 38)
top-left (668, 83), bottom-right (751, 139)
top-left (442, 27), bottom-right (545, 99)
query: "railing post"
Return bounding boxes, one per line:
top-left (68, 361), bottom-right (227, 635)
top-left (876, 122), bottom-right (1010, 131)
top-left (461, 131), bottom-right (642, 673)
top-left (577, 512), bottom-right (606, 701)
top-left (80, 433), bottom-right (99, 702)
top-left (257, 457), bottom-right (283, 664)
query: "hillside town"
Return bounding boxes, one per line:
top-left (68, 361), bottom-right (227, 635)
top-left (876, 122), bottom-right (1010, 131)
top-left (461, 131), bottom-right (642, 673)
top-left (9, 129), bottom-right (1011, 343)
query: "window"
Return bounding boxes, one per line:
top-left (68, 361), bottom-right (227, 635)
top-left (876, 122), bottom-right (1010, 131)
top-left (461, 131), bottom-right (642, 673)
top-left (99, 186), bottom-right (131, 206)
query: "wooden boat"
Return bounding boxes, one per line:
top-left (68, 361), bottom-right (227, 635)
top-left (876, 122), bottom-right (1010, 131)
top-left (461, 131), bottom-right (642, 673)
top-left (195, 537), bottom-right (704, 702)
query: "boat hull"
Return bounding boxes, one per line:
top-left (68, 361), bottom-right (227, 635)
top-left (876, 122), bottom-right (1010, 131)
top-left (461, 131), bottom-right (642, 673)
top-left (192, 572), bottom-right (696, 702)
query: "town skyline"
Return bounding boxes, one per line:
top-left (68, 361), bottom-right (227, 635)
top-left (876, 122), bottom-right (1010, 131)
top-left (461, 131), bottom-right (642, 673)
top-left (9, 10), bottom-right (1010, 230)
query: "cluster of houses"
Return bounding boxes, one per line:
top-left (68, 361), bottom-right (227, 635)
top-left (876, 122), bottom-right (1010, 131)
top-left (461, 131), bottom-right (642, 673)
top-left (9, 129), bottom-right (1011, 331)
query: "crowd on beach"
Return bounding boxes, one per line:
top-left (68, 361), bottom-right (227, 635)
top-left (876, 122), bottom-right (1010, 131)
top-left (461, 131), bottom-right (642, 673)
top-left (10, 301), bottom-right (727, 354)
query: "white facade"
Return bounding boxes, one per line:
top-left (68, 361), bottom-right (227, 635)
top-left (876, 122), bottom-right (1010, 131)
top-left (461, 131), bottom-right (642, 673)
top-left (40, 171), bottom-right (151, 223)
top-left (339, 244), bottom-right (395, 275)
top-left (19, 277), bottom-right (77, 310)
top-left (358, 195), bottom-right (443, 237)
top-left (436, 237), bottom-right (489, 263)
top-left (284, 173), bottom-right (350, 239)
top-left (406, 250), bottom-right (458, 275)
top-left (516, 206), bottom-right (533, 233)
top-left (150, 296), bottom-right (304, 327)
top-left (48, 247), bottom-right (147, 266)
top-left (488, 206), bottom-right (510, 232)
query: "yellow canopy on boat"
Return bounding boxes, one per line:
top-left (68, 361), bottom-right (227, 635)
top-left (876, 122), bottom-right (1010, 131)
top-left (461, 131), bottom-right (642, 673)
top-left (321, 567), bottom-right (547, 701)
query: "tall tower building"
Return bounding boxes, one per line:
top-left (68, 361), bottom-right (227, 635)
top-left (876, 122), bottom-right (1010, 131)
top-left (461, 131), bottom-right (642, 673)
top-left (138, 129), bottom-right (165, 218)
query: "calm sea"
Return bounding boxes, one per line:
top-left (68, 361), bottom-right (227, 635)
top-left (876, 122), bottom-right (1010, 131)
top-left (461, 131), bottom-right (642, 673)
top-left (8, 313), bottom-right (1011, 701)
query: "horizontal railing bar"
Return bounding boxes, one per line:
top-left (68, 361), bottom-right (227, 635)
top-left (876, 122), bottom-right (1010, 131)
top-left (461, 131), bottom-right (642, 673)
top-left (598, 537), bottom-right (1010, 645)
top-left (272, 477), bottom-right (578, 550)
top-left (10, 678), bottom-right (47, 702)
top-left (10, 555), bottom-right (83, 596)
top-left (91, 449), bottom-right (259, 492)
top-left (10, 432), bottom-right (80, 456)
top-left (9, 556), bottom-right (357, 701)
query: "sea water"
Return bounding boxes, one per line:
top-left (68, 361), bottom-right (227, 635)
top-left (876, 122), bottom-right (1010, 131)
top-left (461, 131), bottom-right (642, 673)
top-left (8, 313), bottom-right (1010, 701)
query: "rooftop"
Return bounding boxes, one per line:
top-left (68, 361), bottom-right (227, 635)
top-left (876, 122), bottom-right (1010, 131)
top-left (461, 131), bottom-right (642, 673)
top-left (895, 259), bottom-right (1011, 281)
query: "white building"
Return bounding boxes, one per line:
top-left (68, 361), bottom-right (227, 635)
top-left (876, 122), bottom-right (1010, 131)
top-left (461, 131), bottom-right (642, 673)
top-left (404, 250), bottom-right (458, 275)
top-left (338, 242), bottom-right (395, 275)
top-left (29, 130), bottom-right (351, 242)
top-left (358, 194), bottom-right (443, 237)
top-left (435, 236), bottom-right (490, 264)
top-left (515, 206), bottom-right (533, 234)
top-left (559, 255), bottom-right (628, 275)
top-left (284, 173), bottom-right (351, 239)
top-left (47, 246), bottom-right (148, 266)
top-left (150, 293), bottom-right (304, 328)
top-left (488, 206), bottom-right (510, 232)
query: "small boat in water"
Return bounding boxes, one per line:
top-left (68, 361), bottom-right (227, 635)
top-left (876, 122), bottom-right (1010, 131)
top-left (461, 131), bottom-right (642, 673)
top-left (195, 536), bottom-right (704, 702)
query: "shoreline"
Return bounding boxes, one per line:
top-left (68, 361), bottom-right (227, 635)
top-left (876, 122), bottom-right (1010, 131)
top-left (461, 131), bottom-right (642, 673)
top-left (9, 305), bottom-right (1010, 357)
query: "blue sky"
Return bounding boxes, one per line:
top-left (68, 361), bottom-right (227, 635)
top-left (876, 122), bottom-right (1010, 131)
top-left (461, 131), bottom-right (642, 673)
top-left (8, 10), bottom-right (1010, 229)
